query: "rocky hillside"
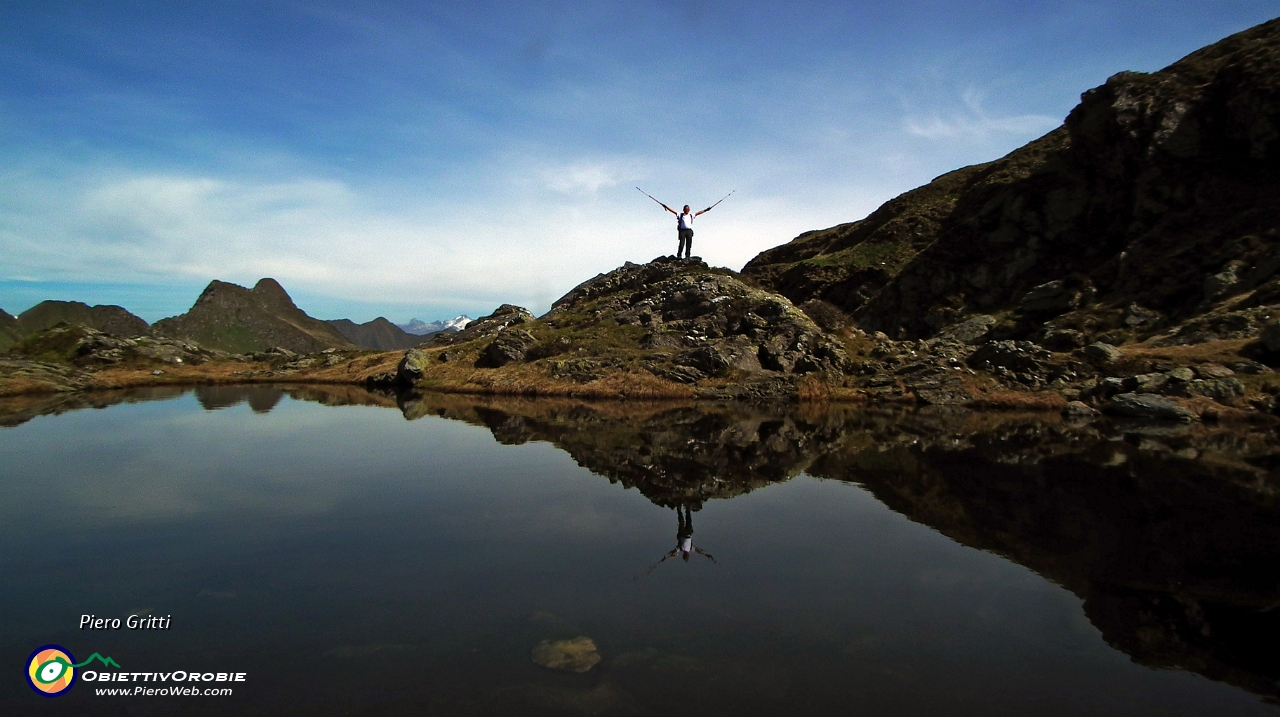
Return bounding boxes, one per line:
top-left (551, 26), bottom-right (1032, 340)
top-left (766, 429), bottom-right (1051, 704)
top-left (394, 257), bottom-right (851, 399)
top-left (153, 278), bottom-right (357, 354)
top-left (8, 300), bottom-right (150, 345)
top-left (745, 18), bottom-right (1280, 347)
top-left (326, 317), bottom-right (420, 350)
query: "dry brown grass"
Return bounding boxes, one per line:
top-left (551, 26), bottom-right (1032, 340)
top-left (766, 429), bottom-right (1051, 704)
top-left (0, 376), bottom-right (74, 397)
top-left (1118, 338), bottom-right (1254, 368)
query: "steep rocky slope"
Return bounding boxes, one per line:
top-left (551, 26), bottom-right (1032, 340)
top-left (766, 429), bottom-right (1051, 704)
top-left (745, 18), bottom-right (1280, 346)
top-left (153, 278), bottom-right (356, 354)
top-left (326, 317), bottom-right (420, 350)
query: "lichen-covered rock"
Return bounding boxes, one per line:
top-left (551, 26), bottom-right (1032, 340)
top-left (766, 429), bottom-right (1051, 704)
top-left (1183, 377), bottom-right (1246, 402)
top-left (932, 314), bottom-right (997, 345)
top-left (397, 348), bottom-right (431, 384)
top-left (1082, 342), bottom-right (1123, 365)
top-left (548, 257), bottom-right (850, 379)
top-left (476, 329), bottom-right (537, 368)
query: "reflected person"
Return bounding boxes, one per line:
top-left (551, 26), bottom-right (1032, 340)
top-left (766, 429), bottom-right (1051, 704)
top-left (673, 504), bottom-right (714, 562)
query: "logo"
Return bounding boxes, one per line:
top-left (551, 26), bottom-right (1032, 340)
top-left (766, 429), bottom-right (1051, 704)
top-left (26, 645), bottom-right (121, 698)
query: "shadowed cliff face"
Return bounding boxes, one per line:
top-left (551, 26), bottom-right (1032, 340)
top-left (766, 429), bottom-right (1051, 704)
top-left (744, 19), bottom-right (1280, 344)
top-left (3, 387), bottom-right (1278, 700)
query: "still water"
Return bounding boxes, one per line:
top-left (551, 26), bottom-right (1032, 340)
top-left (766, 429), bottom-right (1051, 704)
top-left (1, 386), bottom-right (1277, 715)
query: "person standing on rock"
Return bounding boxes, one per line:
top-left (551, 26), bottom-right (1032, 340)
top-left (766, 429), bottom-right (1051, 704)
top-left (637, 188), bottom-right (733, 260)
top-left (666, 204), bottom-right (710, 260)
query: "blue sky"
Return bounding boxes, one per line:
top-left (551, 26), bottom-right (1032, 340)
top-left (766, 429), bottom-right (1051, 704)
top-left (1, 1), bottom-right (1276, 323)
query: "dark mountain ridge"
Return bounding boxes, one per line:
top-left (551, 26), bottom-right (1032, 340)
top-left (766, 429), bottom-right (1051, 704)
top-left (17, 300), bottom-right (149, 340)
top-left (326, 317), bottom-right (420, 350)
top-left (744, 18), bottom-right (1280, 346)
top-left (152, 278), bottom-right (356, 354)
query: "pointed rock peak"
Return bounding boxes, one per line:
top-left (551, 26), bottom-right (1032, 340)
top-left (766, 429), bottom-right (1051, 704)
top-left (195, 279), bottom-right (247, 302)
top-left (252, 278), bottom-right (293, 304)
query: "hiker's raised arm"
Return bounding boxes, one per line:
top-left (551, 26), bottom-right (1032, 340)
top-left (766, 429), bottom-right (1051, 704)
top-left (663, 204), bottom-right (677, 214)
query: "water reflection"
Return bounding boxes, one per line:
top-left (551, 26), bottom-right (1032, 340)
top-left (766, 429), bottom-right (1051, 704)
top-left (639, 505), bottom-right (717, 578)
top-left (2, 384), bottom-right (1279, 709)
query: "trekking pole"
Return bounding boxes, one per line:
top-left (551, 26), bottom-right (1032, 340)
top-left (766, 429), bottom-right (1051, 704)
top-left (636, 187), bottom-right (672, 212)
top-left (705, 190), bottom-right (735, 212)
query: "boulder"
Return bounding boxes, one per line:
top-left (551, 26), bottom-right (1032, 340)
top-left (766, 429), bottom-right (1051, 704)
top-left (397, 348), bottom-right (431, 384)
top-left (1165, 367), bottom-right (1195, 382)
top-left (1082, 342), bottom-right (1123, 365)
top-left (531, 637), bottom-right (601, 673)
top-left (1106, 393), bottom-right (1198, 422)
top-left (933, 315), bottom-right (996, 345)
top-left (1183, 377), bottom-right (1245, 402)
top-left (476, 329), bottom-right (537, 368)
top-left (1193, 364), bottom-right (1234, 379)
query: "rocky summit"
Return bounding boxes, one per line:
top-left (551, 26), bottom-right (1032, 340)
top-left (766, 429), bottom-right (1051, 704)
top-left (744, 19), bottom-right (1280, 348)
top-left (153, 278), bottom-right (357, 354)
top-left (394, 257), bottom-right (851, 399)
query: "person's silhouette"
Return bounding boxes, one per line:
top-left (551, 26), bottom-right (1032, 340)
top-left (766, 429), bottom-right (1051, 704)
top-left (637, 504), bottom-right (716, 578)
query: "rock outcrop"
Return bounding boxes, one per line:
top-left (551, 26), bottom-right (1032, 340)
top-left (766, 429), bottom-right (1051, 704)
top-left (427, 304), bottom-right (534, 347)
top-left (153, 278), bottom-right (357, 354)
top-left (6, 324), bottom-right (225, 367)
top-left (543, 257), bottom-right (850, 384)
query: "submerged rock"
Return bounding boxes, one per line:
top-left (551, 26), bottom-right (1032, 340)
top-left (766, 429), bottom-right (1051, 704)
top-left (531, 637), bottom-right (601, 673)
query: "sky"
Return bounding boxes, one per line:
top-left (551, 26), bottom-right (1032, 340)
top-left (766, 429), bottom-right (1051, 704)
top-left (1, 1), bottom-right (1277, 324)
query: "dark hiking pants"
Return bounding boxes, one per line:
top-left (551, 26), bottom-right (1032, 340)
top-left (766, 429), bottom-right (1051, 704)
top-left (678, 228), bottom-right (693, 259)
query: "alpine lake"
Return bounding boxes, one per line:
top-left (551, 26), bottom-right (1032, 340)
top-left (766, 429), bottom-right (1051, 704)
top-left (2, 385), bottom-right (1278, 716)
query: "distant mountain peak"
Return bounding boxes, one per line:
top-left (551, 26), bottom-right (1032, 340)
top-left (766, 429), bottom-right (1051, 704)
top-left (154, 278), bottom-right (354, 354)
top-left (398, 316), bottom-right (472, 335)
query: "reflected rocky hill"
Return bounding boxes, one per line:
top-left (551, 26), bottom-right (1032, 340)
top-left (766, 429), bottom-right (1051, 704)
top-left (400, 393), bottom-right (839, 508)
top-left (400, 393), bottom-right (1280, 701)
top-left (2, 385), bottom-right (1278, 700)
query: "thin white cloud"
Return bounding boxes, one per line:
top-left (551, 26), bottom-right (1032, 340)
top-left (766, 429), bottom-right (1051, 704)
top-left (0, 155), bottom-right (886, 318)
top-left (541, 163), bottom-right (626, 194)
top-left (904, 89), bottom-right (1060, 141)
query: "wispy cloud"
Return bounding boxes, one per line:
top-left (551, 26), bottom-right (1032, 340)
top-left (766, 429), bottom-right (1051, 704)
top-left (541, 162), bottom-right (627, 195)
top-left (904, 89), bottom-right (1060, 141)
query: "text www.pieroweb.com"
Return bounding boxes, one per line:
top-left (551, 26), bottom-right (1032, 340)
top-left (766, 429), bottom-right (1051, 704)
top-left (84, 671), bottom-right (243, 697)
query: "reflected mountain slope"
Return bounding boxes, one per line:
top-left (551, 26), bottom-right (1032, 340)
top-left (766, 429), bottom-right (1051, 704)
top-left (2, 385), bottom-right (1278, 700)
